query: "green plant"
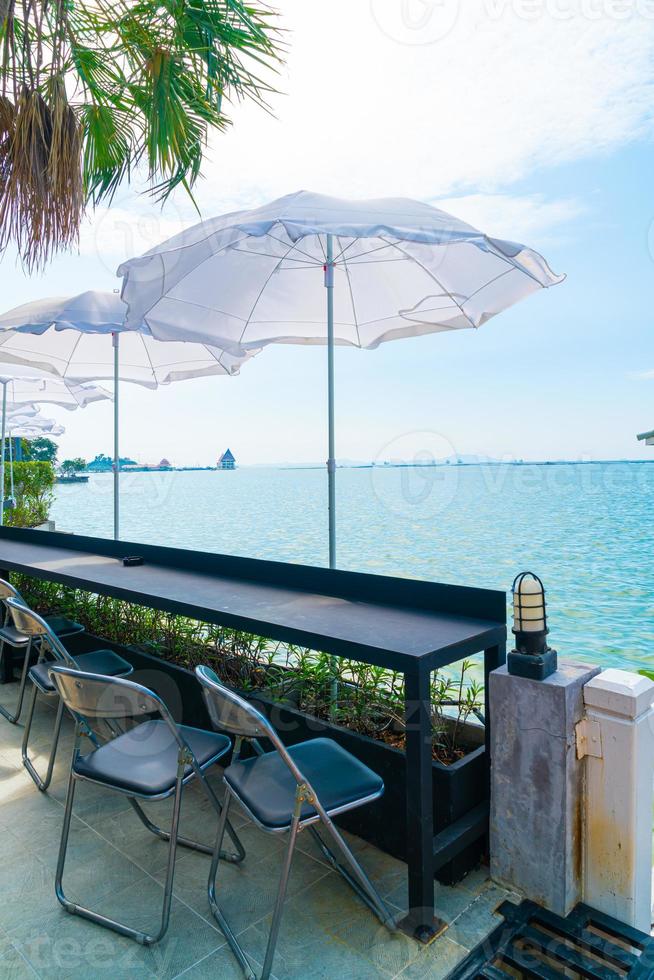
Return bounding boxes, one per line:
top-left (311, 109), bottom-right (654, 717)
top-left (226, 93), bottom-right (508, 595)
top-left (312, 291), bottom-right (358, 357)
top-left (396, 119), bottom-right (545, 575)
top-left (639, 669), bottom-right (654, 682)
top-left (12, 574), bottom-right (484, 764)
top-left (60, 457), bottom-right (87, 477)
top-left (23, 437), bottom-right (58, 463)
top-left (0, 0), bottom-right (282, 268)
top-left (3, 460), bottom-right (55, 526)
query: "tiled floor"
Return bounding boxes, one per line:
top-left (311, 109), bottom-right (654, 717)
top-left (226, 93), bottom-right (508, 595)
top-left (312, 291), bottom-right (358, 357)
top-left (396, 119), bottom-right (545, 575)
top-left (0, 680), bottom-right (519, 979)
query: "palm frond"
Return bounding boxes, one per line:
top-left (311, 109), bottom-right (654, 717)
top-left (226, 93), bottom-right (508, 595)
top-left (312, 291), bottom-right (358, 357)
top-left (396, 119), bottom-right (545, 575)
top-left (0, 0), bottom-right (283, 267)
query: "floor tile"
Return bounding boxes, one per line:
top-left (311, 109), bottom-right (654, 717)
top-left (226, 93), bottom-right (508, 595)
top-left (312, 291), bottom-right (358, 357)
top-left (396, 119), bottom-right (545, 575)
top-left (235, 869), bottom-right (416, 979)
top-left (96, 877), bottom-right (227, 979)
top-left (394, 936), bottom-right (470, 979)
top-left (156, 831), bottom-right (328, 933)
top-left (444, 883), bottom-right (513, 952)
top-left (173, 943), bottom-right (270, 979)
top-left (15, 906), bottom-right (157, 979)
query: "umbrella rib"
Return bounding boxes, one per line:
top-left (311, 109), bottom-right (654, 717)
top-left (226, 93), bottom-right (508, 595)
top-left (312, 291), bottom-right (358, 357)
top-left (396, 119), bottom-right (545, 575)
top-left (383, 240), bottom-right (478, 330)
top-left (237, 237), bottom-right (308, 345)
top-left (482, 237), bottom-right (550, 289)
top-left (139, 233), bottom-right (252, 323)
top-left (262, 229), bottom-right (323, 264)
top-left (333, 238), bottom-right (403, 263)
top-left (230, 248), bottom-right (317, 266)
top-left (337, 238), bottom-right (362, 347)
top-left (65, 332), bottom-right (85, 379)
top-left (140, 335), bottom-right (159, 386)
top-left (463, 268), bottom-right (513, 305)
top-left (153, 296), bottom-right (247, 322)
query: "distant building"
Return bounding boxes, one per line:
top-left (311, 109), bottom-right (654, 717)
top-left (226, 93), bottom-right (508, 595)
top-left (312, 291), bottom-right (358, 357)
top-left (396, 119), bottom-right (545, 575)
top-left (218, 448), bottom-right (236, 470)
top-left (637, 429), bottom-right (654, 446)
top-left (158, 458), bottom-right (172, 470)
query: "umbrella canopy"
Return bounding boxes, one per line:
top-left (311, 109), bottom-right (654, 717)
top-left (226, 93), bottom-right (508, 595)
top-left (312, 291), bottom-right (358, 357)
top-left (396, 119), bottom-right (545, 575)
top-left (0, 364), bottom-right (111, 408)
top-left (118, 190), bottom-right (564, 350)
top-left (8, 416), bottom-right (65, 437)
top-left (0, 364), bottom-right (110, 525)
top-left (0, 292), bottom-right (255, 387)
top-left (0, 290), bottom-right (257, 539)
top-left (6, 404), bottom-right (39, 419)
top-left (118, 190), bottom-right (564, 570)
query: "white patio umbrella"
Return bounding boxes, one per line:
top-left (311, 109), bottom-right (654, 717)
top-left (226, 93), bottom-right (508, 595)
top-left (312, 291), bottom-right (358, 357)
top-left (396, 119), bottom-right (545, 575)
top-left (0, 291), bottom-right (256, 538)
top-left (119, 190), bottom-right (565, 567)
top-left (0, 365), bottom-right (110, 524)
top-left (4, 414), bottom-right (65, 516)
top-left (6, 404), bottom-right (39, 420)
top-left (8, 413), bottom-right (65, 437)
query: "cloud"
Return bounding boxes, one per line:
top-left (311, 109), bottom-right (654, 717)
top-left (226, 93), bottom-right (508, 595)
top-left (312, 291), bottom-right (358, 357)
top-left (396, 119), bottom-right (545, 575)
top-left (437, 192), bottom-right (585, 241)
top-left (190, 0), bottom-right (654, 210)
top-left (78, 205), bottom-right (193, 267)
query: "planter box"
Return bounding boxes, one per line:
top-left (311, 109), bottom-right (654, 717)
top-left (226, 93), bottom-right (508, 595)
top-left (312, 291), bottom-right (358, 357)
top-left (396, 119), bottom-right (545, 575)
top-left (67, 633), bottom-right (487, 885)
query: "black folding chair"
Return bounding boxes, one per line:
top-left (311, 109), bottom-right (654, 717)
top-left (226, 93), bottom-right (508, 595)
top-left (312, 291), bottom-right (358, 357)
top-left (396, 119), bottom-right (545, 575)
top-left (48, 665), bottom-right (246, 945)
top-left (4, 597), bottom-right (132, 791)
top-left (0, 578), bottom-right (84, 723)
top-left (196, 664), bottom-right (397, 980)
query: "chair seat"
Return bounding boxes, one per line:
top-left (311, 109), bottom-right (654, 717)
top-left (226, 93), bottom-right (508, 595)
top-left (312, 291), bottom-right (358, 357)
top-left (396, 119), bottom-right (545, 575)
top-left (1, 617), bottom-right (84, 661)
top-left (44, 616), bottom-right (85, 639)
top-left (0, 624), bottom-right (30, 647)
top-left (224, 738), bottom-right (384, 830)
top-left (29, 649), bottom-right (133, 694)
top-left (73, 720), bottom-right (231, 796)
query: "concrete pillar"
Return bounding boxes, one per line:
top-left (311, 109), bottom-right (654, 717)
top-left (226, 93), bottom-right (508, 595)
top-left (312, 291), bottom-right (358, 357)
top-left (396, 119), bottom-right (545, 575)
top-left (582, 669), bottom-right (654, 932)
top-left (490, 661), bottom-right (601, 915)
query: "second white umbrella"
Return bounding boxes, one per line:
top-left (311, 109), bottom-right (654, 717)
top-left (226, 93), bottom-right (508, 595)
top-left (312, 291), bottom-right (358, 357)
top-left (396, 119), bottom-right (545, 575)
top-left (0, 291), bottom-right (256, 538)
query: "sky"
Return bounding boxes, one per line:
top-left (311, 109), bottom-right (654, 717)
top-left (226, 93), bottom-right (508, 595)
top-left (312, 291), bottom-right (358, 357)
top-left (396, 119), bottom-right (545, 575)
top-left (1, 0), bottom-right (654, 466)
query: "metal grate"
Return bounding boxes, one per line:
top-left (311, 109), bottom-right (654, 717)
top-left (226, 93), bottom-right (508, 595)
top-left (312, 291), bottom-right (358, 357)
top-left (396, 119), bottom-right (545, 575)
top-left (447, 899), bottom-right (654, 979)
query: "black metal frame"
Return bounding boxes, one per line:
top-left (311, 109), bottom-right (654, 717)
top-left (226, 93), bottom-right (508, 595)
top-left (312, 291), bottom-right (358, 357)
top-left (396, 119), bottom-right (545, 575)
top-left (0, 525), bottom-right (507, 941)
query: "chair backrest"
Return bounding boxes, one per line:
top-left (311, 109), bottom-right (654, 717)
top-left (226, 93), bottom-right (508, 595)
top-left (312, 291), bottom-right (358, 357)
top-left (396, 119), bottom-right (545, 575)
top-left (195, 665), bottom-right (309, 787)
top-left (49, 664), bottom-right (179, 732)
top-left (5, 596), bottom-right (72, 663)
top-left (0, 577), bottom-right (22, 602)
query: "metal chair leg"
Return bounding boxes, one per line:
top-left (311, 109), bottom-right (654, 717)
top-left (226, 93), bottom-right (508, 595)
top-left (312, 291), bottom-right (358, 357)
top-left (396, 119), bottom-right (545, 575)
top-left (55, 767), bottom-right (79, 915)
top-left (310, 813), bottom-right (397, 931)
top-left (197, 767), bottom-right (246, 863)
top-left (21, 684), bottom-right (65, 792)
top-left (260, 800), bottom-right (303, 980)
top-left (208, 789), bottom-right (257, 980)
top-left (0, 638), bottom-right (31, 724)
top-left (208, 791), bottom-right (303, 980)
top-left (129, 773), bottom-right (245, 864)
top-left (56, 750), bottom-right (187, 945)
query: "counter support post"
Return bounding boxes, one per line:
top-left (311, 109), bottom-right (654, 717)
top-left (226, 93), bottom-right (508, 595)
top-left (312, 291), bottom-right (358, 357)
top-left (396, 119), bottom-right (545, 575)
top-left (483, 643), bottom-right (505, 788)
top-left (401, 663), bottom-right (443, 943)
top-left (0, 567), bottom-right (11, 683)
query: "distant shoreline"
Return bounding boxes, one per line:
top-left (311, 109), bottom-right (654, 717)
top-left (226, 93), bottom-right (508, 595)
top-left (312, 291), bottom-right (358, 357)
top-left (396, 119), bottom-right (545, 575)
top-left (78, 458), bottom-right (654, 475)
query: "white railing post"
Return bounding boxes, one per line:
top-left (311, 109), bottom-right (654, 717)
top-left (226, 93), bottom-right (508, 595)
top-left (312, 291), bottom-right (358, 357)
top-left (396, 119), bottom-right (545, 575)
top-left (581, 669), bottom-right (654, 932)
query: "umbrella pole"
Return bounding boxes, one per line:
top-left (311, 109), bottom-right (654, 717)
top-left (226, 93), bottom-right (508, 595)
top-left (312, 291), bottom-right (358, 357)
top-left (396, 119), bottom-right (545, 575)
top-left (326, 233), bottom-right (336, 567)
top-left (113, 332), bottom-right (120, 539)
top-left (8, 429), bottom-right (14, 503)
top-left (0, 384), bottom-right (6, 527)
top-left (325, 233), bottom-right (338, 711)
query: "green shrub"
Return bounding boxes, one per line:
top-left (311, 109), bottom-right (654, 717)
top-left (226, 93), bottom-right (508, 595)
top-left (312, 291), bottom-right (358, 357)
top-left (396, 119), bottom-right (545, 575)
top-left (12, 573), bottom-right (483, 763)
top-left (4, 461), bottom-right (55, 527)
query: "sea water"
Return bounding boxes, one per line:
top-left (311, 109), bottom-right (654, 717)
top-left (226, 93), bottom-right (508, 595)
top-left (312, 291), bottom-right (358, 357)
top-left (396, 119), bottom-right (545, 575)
top-left (50, 462), bottom-right (654, 674)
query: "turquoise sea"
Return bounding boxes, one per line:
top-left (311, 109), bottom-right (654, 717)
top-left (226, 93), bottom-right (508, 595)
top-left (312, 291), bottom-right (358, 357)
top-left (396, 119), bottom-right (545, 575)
top-left (50, 462), bottom-right (654, 675)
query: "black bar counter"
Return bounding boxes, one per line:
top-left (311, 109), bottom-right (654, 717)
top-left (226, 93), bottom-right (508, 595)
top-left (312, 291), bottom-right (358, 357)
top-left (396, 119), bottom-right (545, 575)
top-left (0, 526), bottom-right (506, 939)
